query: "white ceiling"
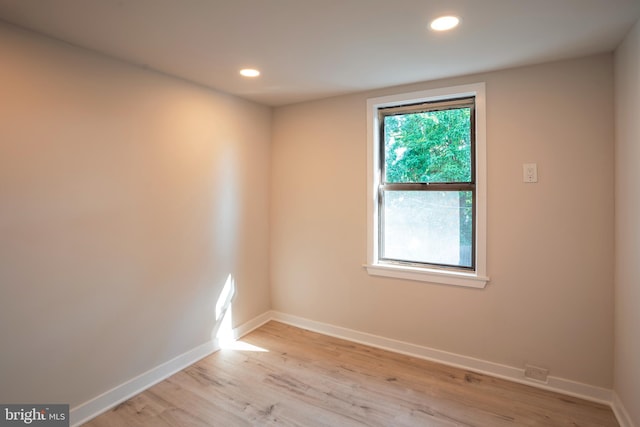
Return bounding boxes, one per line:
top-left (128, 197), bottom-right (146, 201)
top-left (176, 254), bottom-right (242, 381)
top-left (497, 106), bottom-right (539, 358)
top-left (0, 0), bottom-right (639, 106)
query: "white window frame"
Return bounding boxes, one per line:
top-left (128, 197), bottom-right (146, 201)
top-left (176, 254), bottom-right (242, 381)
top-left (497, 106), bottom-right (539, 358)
top-left (365, 83), bottom-right (489, 288)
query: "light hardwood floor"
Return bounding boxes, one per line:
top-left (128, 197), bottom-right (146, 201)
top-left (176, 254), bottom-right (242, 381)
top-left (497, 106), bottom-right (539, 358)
top-left (84, 321), bottom-right (618, 426)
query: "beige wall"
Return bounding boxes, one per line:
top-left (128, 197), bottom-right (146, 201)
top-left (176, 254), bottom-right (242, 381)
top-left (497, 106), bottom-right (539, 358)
top-left (0, 15), bottom-right (623, 411)
top-left (271, 54), bottom-right (615, 388)
top-left (614, 19), bottom-right (640, 425)
top-left (0, 22), bottom-right (271, 406)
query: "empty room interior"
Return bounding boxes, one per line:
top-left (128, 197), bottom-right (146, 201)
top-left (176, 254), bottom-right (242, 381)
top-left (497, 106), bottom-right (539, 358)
top-left (1, 1), bottom-right (640, 426)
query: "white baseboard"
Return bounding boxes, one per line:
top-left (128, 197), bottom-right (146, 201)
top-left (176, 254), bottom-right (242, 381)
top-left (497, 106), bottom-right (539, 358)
top-left (70, 309), bottom-right (626, 426)
top-left (69, 340), bottom-right (218, 426)
top-left (270, 311), bottom-right (613, 405)
top-left (69, 312), bottom-right (270, 426)
top-left (232, 310), bottom-right (273, 340)
top-left (612, 391), bottom-right (636, 427)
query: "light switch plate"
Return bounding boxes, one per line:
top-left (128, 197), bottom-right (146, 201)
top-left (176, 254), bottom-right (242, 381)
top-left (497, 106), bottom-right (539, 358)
top-left (523, 163), bottom-right (538, 183)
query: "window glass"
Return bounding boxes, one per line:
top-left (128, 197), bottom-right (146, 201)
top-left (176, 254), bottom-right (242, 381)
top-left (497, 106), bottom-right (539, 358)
top-left (381, 191), bottom-right (473, 268)
top-left (383, 106), bottom-right (472, 184)
top-left (378, 98), bottom-right (475, 270)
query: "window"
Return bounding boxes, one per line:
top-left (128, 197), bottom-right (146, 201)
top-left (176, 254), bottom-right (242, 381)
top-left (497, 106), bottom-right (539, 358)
top-left (366, 84), bottom-right (488, 288)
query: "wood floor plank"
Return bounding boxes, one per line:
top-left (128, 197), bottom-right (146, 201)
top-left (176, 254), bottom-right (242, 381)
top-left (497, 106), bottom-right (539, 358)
top-left (83, 321), bottom-right (618, 426)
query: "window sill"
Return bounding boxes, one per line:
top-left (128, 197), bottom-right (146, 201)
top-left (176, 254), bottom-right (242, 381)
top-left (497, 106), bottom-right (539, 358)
top-left (364, 263), bottom-right (489, 288)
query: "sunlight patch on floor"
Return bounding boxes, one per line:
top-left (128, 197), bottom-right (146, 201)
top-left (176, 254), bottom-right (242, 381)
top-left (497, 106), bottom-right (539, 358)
top-left (221, 339), bottom-right (268, 352)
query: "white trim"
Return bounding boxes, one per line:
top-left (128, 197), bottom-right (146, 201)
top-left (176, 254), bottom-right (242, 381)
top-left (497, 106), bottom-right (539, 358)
top-left (231, 310), bottom-right (274, 340)
top-left (71, 310), bottom-right (624, 426)
top-left (69, 313), bottom-right (271, 427)
top-left (366, 83), bottom-right (488, 288)
top-left (364, 263), bottom-right (488, 288)
top-left (69, 340), bottom-right (218, 427)
top-left (271, 311), bottom-right (613, 405)
top-left (612, 391), bottom-right (636, 427)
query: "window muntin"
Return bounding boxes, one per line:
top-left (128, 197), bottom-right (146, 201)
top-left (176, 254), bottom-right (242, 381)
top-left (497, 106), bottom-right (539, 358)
top-left (378, 97), bottom-right (476, 270)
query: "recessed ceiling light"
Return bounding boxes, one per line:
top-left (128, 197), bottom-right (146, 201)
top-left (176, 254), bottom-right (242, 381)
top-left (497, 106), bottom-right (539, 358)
top-left (240, 68), bottom-right (260, 77)
top-left (430, 16), bottom-right (460, 31)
